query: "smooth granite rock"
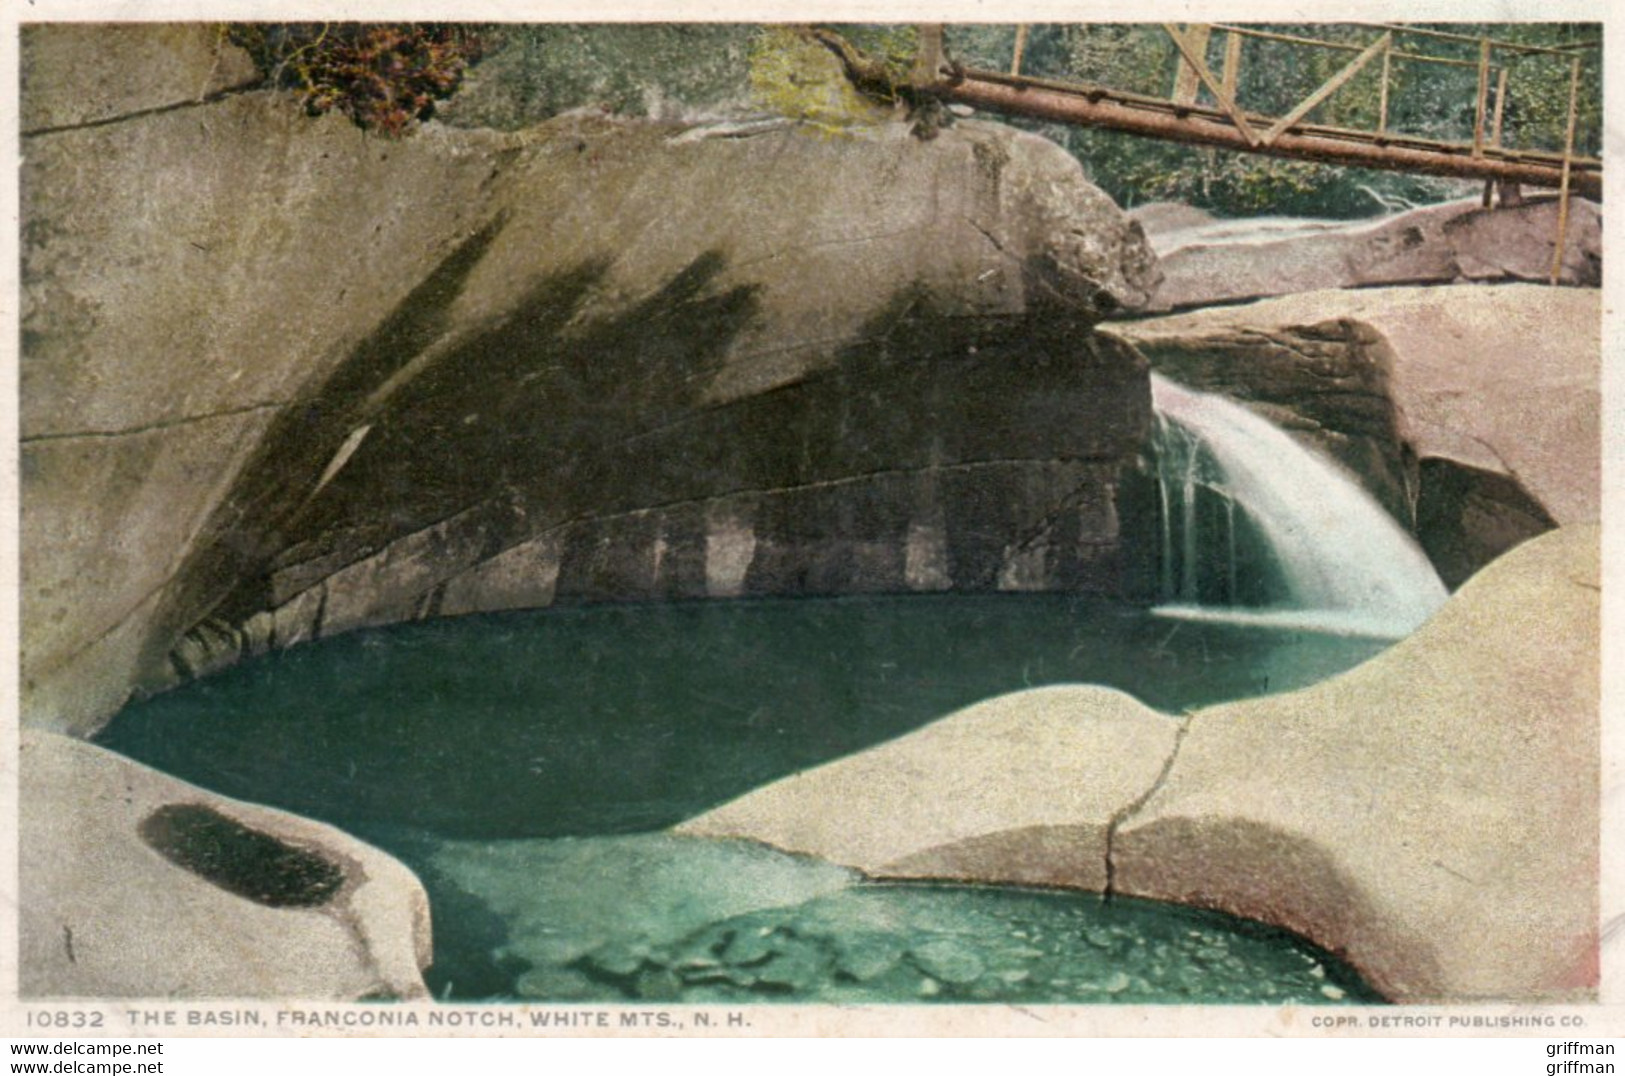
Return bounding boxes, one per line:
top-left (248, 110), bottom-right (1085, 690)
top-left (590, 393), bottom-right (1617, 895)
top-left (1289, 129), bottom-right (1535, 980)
top-left (21, 23), bottom-right (259, 132)
top-left (1114, 524), bottom-right (1600, 1003)
top-left (1136, 197), bottom-right (1600, 312)
top-left (20, 730), bottom-right (433, 1000)
top-left (22, 25), bottom-right (1160, 734)
top-left (680, 526), bottom-right (1599, 1003)
top-left (678, 685), bottom-right (1183, 891)
top-left (1108, 285), bottom-right (1599, 586)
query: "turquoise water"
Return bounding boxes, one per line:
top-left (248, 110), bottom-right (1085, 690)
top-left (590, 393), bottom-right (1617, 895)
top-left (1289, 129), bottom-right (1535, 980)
top-left (415, 833), bottom-right (1380, 1004)
top-left (95, 593), bottom-right (1391, 1004)
top-left (99, 595), bottom-right (1384, 839)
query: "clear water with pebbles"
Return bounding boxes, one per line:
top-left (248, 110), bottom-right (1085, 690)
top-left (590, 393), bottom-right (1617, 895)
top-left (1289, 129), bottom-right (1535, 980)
top-left (96, 594), bottom-right (1393, 1004)
top-left (423, 833), bottom-right (1380, 1004)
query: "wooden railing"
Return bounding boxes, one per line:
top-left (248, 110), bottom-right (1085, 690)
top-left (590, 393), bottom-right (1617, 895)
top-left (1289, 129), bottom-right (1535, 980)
top-left (923, 23), bottom-right (1599, 283)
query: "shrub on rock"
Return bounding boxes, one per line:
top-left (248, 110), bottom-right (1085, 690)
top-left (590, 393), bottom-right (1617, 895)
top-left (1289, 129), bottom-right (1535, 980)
top-left (228, 23), bottom-right (483, 135)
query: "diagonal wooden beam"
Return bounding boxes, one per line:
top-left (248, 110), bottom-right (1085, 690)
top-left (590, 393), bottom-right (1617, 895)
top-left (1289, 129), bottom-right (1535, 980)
top-left (1261, 32), bottom-right (1391, 147)
top-left (1171, 24), bottom-right (1212, 105)
top-left (1162, 22), bottom-right (1262, 146)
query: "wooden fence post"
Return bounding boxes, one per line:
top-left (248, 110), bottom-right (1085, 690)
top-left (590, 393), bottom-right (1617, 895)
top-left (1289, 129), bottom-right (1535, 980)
top-left (1011, 24), bottom-right (1029, 77)
top-left (910, 24), bottom-right (946, 88)
top-left (1471, 37), bottom-right (1492, 158)
top-left (1377, 38), bottom-right (1391, 136)
top-left (1550, 55), bottom-right (1582, 284)
top-left (1483, 66), bottom-right (1510, 206)
top-left (1221, 30), bottom-right (1242, 100)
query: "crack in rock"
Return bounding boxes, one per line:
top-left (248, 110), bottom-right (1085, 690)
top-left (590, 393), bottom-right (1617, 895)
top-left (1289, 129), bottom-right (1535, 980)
top-left (21, 81), bottom-right (265, 138)
top-left (22, 401), bottom-right (285, 443)
top-left (1102, 715), bottom-right (1191, 899)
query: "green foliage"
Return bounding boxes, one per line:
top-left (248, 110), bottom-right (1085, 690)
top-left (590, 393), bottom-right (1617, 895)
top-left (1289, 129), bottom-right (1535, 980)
top-left (943, 23), bottom-right (1600, 217)
top-left (434, 24), bottom-right (921, 134)
top-left (746, 26), bottom-right (894, 132)
top-left (827, 24), bottom-right (921, 96)
top-left (229, 23), bottom-right (483, 136)
top-left (438, 24), bottom-right (756, 128)
top-left (231, 22), bottom-right (1597, 215)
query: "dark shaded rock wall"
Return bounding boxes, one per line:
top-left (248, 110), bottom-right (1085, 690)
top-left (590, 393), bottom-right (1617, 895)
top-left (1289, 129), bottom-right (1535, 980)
top-left (165, 284), bottom-right (1156, 688)
top-left (22, 26), bottom-right (1160, 733)
top-left (1414, 459), bottom-right (1558, 591)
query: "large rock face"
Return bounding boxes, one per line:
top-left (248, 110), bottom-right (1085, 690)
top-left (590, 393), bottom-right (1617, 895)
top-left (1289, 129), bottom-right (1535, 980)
top-left (21, 731), bottom-right (432, 999)
top-left (1106, 284), bottom-right (1599, 587)
top-left (1132, 196), bottom-right (1601, 313)
top-left (1115, 524), bottom-right (1599, 1003)
top-left (21, 26), bottom-right (1160, 734)
top-left (682, 525), bottom-right (1600, 1002)
top-left (678, 686), bottom-right (1183, 891)
top-left (20, 23), bottom-right (259, 131)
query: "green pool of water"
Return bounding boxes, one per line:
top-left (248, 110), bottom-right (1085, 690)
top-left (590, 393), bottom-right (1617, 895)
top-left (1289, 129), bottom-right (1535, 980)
top-left (415, 833), bottom-right (1380, 1004)
top-left (95, 593), bottom-right (1392, 1004)
top-left (99, 594), bottom-right (1385, 838)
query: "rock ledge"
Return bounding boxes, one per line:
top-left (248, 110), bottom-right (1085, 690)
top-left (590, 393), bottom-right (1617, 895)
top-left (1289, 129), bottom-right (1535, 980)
top-left (21, 730), bottom-right (433, 1000)
top-left (680, 525), bottom-right (1600, 1003)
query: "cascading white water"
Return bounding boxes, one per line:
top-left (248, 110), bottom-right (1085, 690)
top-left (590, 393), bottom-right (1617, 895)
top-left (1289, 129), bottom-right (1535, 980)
top-left (1150, 373), bottom-right (1448, 638)
top-left (1151, 214), bottom-right (1391, 256)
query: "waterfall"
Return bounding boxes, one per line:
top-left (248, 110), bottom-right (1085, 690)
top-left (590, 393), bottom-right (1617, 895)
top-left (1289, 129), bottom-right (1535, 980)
top-left (1149, 373), bottom-right (1448, 638)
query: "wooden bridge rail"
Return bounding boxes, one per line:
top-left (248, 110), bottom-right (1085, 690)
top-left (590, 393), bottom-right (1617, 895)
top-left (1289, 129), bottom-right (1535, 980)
top-left (939, 23), bottom-right (1598, 282)
top-left (947, 66), bottom-right (1599, 174)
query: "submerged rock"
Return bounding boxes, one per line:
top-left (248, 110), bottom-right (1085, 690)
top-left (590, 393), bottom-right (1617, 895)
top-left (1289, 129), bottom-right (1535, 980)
top-left (19, 730), bottom-right (432, 999)
top-left (909, 938), bottom-right (985, 985)
top-left (1101, 970), bottom-right (1132, 994)
top-left (751, 940), bottom-right (829, 992)
top-left (582, 939), bottom-right (654, 979)
top-left (720, 927), bottom-right (778, 969)
top-left (611, 882), bottom-right (1368, 1004)
top-left (513, 965), bottom-right (603, 1002)
top-left (834, 934), bottom-right (905, 982)
top-left (632, 967), bottom-right (686, 1001)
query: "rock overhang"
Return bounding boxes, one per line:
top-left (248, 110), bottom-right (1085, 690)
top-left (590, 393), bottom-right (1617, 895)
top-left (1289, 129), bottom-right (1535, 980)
top-left (21, 55), bottom-right (1162, 734)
